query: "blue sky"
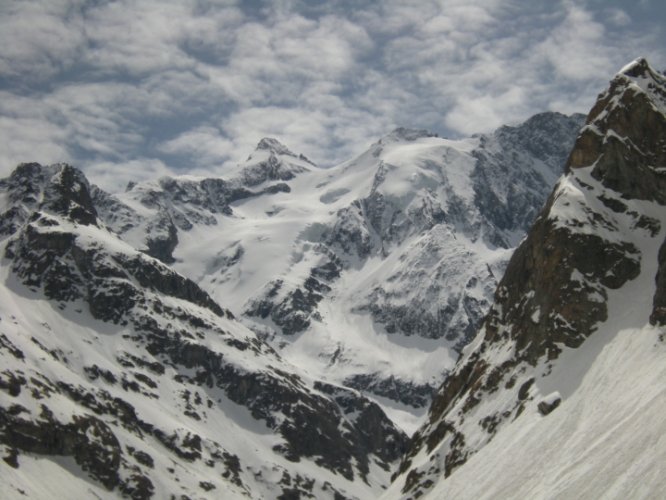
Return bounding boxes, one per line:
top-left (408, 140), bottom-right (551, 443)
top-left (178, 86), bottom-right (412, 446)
top-left (0, 0), bottom-right (664, 191)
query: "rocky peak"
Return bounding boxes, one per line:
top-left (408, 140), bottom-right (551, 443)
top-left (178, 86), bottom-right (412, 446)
top-left (568, 57), bottom-right (666, 203)
top-left (256, 137), bottom-right (297, 157)
top-left (493, 112), bottom-right (587, 166)
top-left (251, 137), bottom-right (316, 166)
top-left (240, 139), bottom-right (315, 187)
top-left (1, 163), bottom-right (98, 230)
top-left (42, 163), bottom-right (98, 226)
top-left (471, 112), bottom-right (585, 248)
top-left (620, 56), bottom-right (663, 81)
top-left (391, 59), bottom-right (666, 498)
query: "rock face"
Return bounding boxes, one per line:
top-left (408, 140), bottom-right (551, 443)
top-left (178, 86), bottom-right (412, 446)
top-left (240, 137), bottom-right (315, 186)
top-left (390, 58), bottom-right (666, 499)
top-left (0, 163), bottom-right (407, 499)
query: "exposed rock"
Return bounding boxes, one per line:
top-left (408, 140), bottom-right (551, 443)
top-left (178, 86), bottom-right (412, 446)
top-left (344, 374), bottom-right (435, 409)
top-left (0, 408), bottom-right (123, 491)
top-left (537, 395), bottom-right (562, 416)
top-left (651, 237), bottom-right (666, 325)
top-left (245, 258), bottom-right (342, 335)
top-left (393, 58), bottom-right (666, 498)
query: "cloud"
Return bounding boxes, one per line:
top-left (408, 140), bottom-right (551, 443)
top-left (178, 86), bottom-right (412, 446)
top-left (0, 1), bottom-right (87, 82)
top-left (0, 115), bottom-right (70, 169)
top-left (604, 7), bottom-right (631, 26)
top-left (445, 88), bottom-right (528, 136)
top-left (534, 3), bottom-right (614, 82)
top-left (158, 126), bottom-right (235, 167)
top-left (0, 0), bottom-right (664, 191)
top-left (80, 0), bottom-right (244, 77)
top-left (85, 158), bottom-right (175, 193)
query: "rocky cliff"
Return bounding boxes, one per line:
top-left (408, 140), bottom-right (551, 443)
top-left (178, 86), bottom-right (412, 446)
top-left (389, 58), bottom-right (666, 499)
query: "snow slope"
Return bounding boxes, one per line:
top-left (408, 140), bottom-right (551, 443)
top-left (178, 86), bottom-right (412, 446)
top-left (406, 322), bottom-right (666, 499)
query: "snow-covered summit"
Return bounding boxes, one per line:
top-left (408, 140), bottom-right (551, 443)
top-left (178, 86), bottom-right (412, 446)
top-left (619, 56), bottom-right (662, 80)
top-left (236, 138), bottom-right (316, 187)
top-left (253, 137), bottom-right (311, 161)
top-left (256, 136), bottom-right (294, 154)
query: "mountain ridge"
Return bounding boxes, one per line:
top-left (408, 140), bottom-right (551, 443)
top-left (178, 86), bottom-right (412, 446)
top-left (0, 161), bottom-right (409, 499)
top-left (387, 57), bottom-right (666, 499)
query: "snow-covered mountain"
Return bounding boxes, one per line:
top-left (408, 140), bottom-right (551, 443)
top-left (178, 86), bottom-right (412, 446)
top-left (89, 112), bottom-right (583, 428)
top-left (0, 96), bottom-right (585, 497)
top-left (0, 162), bottom-right (407, 498)
top-left (387, 57), bottom-right (666, 499)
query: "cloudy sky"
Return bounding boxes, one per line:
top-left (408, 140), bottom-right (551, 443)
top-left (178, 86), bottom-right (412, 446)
top-left (1, 0), bottom-right (664, 191)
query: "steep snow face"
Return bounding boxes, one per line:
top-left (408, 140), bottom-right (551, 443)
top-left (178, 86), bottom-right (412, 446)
top-left (389, 59), bottom-right (666, 499)
top-left (0, 163), bottom-right (408, 499)
top-left (392, 322), bottom-right (666, 500)
top-left (88, 115), bottom-right (583, 427)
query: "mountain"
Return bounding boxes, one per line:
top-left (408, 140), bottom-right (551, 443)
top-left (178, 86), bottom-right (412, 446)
top-left (0, 109), bottom-right (584, 497)
top-left (91, 114), bottom-right (583, 429)
top-left (388, 58), bottom-right (666, 499)
top-left (0, 162), bottom-right (407, 499)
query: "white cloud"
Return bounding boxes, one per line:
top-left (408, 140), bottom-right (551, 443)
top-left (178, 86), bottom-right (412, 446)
top-left (534, 3), bottom-right (613, 82)
top-left (158, 126), bottom-right (235, 167)
top-left (604, 7), bottom-right (631, 26)
top-left (0, 116), bottom-right (70, 169)
top-left (85, 158), bottom-right (175, 193)
top-left (445, 87), bottom-right (528, 135)
top-left (0, 0), bottom-right (664, 191)
top-left (0, 1), bottom-right (87, 81)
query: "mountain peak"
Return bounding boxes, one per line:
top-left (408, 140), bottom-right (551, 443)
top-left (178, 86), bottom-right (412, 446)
top-left (615, 57), bottom-right (666, 112)
top-left (619, 57), bottom-right (654, 79)
top-left (391, 58), bottom-right (666, 500)
top-left (256, 137), bottom-right (296, 157)
top-left (249, 137), bottom-right (316, 168)
top-left (567, 57), bottom-right (666, 204)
